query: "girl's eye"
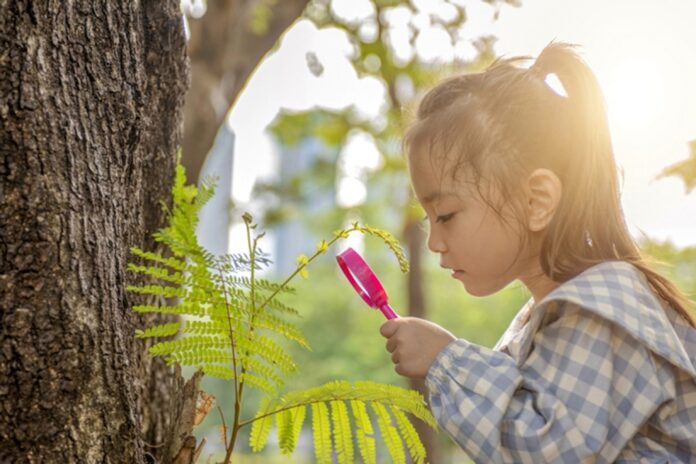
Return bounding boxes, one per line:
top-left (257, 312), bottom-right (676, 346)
top-left (436, 213), bottom-right (455, 223)
top-left (422, 213), bottom-right (456, 223)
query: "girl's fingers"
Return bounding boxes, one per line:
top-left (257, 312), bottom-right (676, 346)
top-left (379, 320), bottom-right (399, 338)
top-left (385, 337), bottom-right (397, 353)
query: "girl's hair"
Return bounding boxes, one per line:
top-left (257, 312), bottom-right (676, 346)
top-left (404, 42), bottom-right (695, 327)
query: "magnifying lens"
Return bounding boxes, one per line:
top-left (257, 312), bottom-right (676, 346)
top-left (335, 247), bottom-right (399, 320)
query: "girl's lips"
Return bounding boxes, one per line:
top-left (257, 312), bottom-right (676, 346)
top-left (451, 270), bottom-right (465, 278)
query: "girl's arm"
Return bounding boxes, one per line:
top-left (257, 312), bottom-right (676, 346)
top-left (426, 302), bottom-right (672, 463)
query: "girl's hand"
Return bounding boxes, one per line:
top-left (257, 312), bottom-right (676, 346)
top-left (379, 317), bottom-right (456, 379)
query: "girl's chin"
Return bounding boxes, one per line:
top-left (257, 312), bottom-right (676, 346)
top-left (454, 274), bottom-right (502, 297)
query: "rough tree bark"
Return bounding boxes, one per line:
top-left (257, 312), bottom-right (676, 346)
top-left (1, 2), bottom-right (197, 462)
top-left (182, 0), bottom-right (308, 183)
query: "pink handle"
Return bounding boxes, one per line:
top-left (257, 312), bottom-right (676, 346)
top-left (379, 304), bottom-right (399, 320)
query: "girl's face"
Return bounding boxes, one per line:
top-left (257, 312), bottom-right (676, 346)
top-left (409, 151), bottom-right (539, 297)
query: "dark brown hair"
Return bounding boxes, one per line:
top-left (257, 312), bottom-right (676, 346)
top-left (405, 42), bottom-right (695, 326)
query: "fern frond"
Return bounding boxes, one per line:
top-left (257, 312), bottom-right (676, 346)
top-left (351, 400), bottom-right (376, 464)
top-left (371, 402), bottom-right (405, 463)
top-left (236, 334), bottom-right (297, 374)
top-left (244, 381), bottom-right (435, 462)
top-left (240, 372), bottom-right (277, 394)
top-left (153, 227), bottom-right (206, 264)
top-left (148, 335), bottom-right (227, 357)
top-left (330, 401), bottom-right (354, 464)
top-left (167, 348), bottom-right (231, 366)
top-left (255, 296), bottom-right (300, 316)
top-left (128, 263), bottom-right (222, 296)
top-left (129, 248), bottom-right (189, 272)
top-left (357, 224), bottom-right (410, 273)
top-left (353, 381), bottom-right (436, 428)
top-left (127, 263), bottom-right (187, 286)
top-left (276, 406), bottom-right (306, 455)
top-left (249, 397), bottom-right (274, 452)
top-left (237, 355), bottom-right (284, 389)
top-left (311, 402), bottom-right (332, 464)
top-left (151, 164), bottom-right (215, 267)
top-left (223, 275), bottom-right (295, 295)
top-left (200, 364), bottom-right (235, 381)
top-left (131, 301), bottom-right (210, 317)
top-left (392, 406), bottom-right (426, 464)
top-left (207, 305), bottom-right (308, 347)
top-left (199, 364), bottom-right (276, 393)
top-left (249, 312), bottom-right (310, 349)
top-left (279, 381), bottom-right (435, 428)
top-left (135, 322), bottom-right (180, 339)
top-left (195, 176), bottom-right (217, 210)
top-left (128, 285), bottom-right (228, 313)
top-left (183, 319), bottom-right (229, 335)
top-left (127, 283), bottom-right (189, 300)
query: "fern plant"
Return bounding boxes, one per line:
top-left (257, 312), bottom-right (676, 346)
top-left (128, 162), bottom-right (436, 463)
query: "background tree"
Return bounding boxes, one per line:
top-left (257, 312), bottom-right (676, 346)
top-left (0, 2), bottom-right (196, 462)
top-left (182, 0), bottom-right (309, 183)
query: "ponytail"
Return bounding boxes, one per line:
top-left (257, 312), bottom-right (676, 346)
top-left (531, 43), bottom-right (695, 326)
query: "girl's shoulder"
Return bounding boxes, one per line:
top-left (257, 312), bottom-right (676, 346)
top-left (532, 260), bottom-right (696, 377)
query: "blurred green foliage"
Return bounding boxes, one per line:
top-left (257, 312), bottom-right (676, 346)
top-left (257, 0), bottom-right (503, 230)
top-left (660, 139), bottom-right (696, 194)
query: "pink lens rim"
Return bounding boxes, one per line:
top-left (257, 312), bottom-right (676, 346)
top-left (335, 247), bottom-right (388, 308)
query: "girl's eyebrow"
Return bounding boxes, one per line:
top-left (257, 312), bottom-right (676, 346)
top-left (423, 191), bottom-right (459, 204)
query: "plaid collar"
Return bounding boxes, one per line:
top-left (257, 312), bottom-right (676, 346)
top-left (520, 260), bottom-right (696, 378)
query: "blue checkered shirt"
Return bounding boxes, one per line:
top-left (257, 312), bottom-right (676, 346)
top-left (425, 261), bottom-right (696, 463)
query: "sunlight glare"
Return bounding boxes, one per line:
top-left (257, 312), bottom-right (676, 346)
top-left (603, 60), bottom-right (668, 133)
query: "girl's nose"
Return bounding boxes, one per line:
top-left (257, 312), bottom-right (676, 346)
top-left (427, 227), bottom-right (447, 254)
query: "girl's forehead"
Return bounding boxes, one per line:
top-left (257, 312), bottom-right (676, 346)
top-left (408, 154), bottom-right (479, 200)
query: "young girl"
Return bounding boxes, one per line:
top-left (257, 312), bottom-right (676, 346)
top-left (380, 42), bottom-right (696, 463)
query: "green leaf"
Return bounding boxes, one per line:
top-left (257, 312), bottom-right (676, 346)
top-left (200, 364), bottom-right (235, 381)
top-left (331, 401), bottom-right (354, 464)
top-left (240, 372), bottom-right (277, 394)
top-left (311, 402), bottom-right (332, 464)
top-left (371, 402), bottom-right (405, 464)
top-left (392, 406), bottom-right (426, 464)
top-left (277, 406), bottom-right (306, 455)
top-left (250, 397), bottom-right (274, 452)
top-left (351, 400), bottom-right (376, 464)
top-left (134, 322), bottom-right (180, 339)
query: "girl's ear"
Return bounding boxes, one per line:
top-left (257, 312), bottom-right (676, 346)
top-left (525, 168), bottom-right (562, 232)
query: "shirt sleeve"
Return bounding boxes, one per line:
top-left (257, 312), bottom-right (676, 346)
top-left (425, 302), bottom-right (673, 464)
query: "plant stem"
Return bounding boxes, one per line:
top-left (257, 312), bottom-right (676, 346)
top-left (217, 405), bottom-right (228, 446)
top-left (218, 267), bottom-right (240, 462)
top-left (223, 220), bottom-right (258, 464)
top-left (255, 232), bottom-right (350, 313)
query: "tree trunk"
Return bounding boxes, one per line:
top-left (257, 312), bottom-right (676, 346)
top-left (0, 2), bottom-right (194, 462)
top-left (404, 212), bottom-right (439, 463)
top-left (182, 0), bottom-right (308, 183)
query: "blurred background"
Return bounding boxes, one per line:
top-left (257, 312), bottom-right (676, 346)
top-left (180, 0), bottom-right (696, 461)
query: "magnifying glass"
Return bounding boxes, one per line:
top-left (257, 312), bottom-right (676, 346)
top-left (335, 247), bottom-right (399, 320)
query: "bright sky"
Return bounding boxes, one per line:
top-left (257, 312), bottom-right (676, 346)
top-left (227, 0), bottom-right (696, 248)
